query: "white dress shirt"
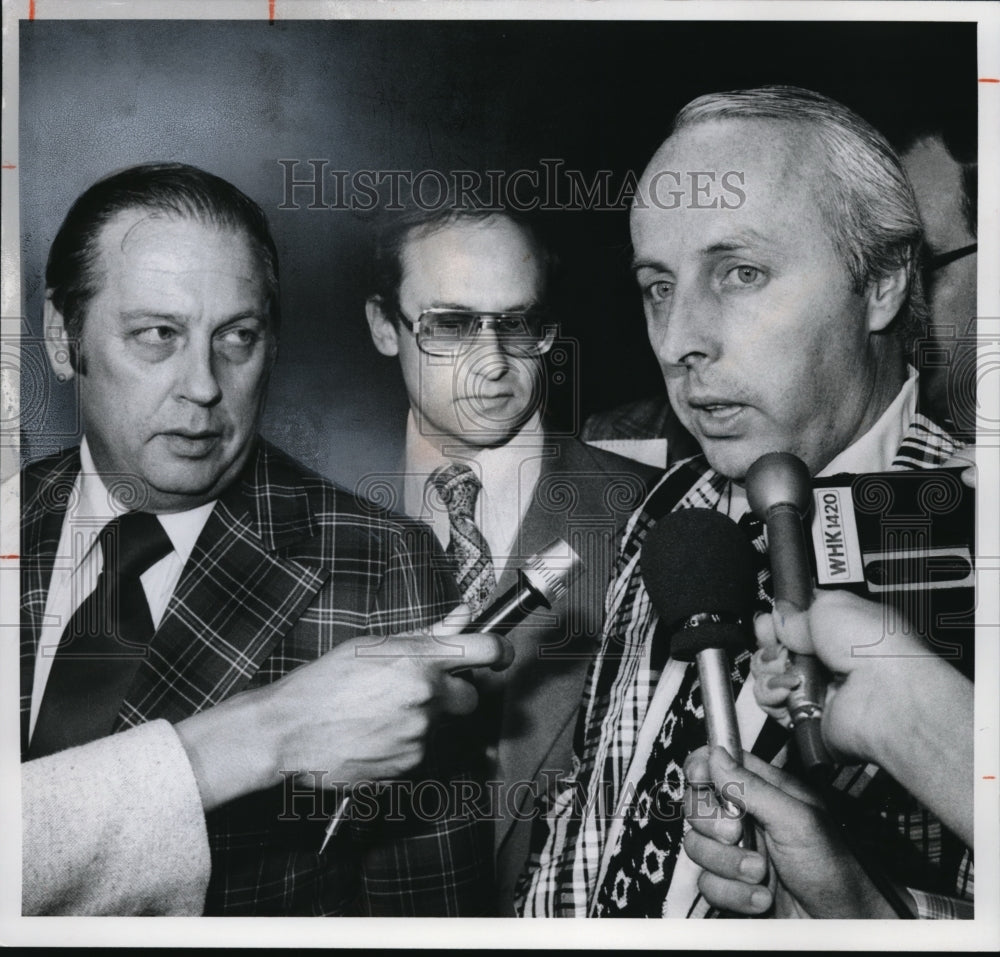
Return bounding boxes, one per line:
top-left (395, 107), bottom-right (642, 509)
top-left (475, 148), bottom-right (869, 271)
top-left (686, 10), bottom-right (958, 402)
top-left (402, 410), bottom-right (550, 582)
top-left (29, 440), bottom-right (215, 741)
top-left (720, 366), bottom-right (919, 524)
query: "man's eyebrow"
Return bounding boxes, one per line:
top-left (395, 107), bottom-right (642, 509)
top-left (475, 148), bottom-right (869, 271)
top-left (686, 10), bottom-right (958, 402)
top-left (118, 309), bottom-right (268, 324)
top-left (426, 300), bottom-right (540, 313)
top-left (630, 256), bottom-right (669, 274)
top-left (632, 232), bottom-right (775, 272)
top-left (704, 230), bottom-right (772, 253)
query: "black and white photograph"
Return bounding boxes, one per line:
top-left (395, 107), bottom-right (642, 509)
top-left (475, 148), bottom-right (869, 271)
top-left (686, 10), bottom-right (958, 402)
top-left (1, 0), bottom-right (997, 949)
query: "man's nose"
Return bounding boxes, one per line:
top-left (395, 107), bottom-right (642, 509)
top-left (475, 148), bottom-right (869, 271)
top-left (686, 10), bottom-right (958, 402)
top-left (177, 340), bottom-right (223, 406)
top-left (467, 325), bottom-right (510, 378)
top-left (653, 282), bottom-right (721, 372)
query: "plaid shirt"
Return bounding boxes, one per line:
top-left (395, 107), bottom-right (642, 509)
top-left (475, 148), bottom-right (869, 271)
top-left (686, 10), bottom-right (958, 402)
top-left (517, 413), bottom-right (971, 918)
top-left (20, 439), bottom-right (494, 916)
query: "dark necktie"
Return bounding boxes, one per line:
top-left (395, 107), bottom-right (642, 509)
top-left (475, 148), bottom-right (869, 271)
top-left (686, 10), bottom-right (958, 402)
top-left (430, 464), bottom-right (497, 615)
top-left (593, 506), bottom-right (772, 916)
top-left (28, 510), bottom-right (174, 759)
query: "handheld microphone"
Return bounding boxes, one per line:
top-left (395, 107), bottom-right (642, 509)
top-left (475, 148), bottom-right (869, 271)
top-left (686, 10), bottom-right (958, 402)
top-left (465, 539), bottom-right (584, 636)
top-left (319, 538), bottom-right (583, 853)
top-left (640, 508), bottom-right (758, 848)
top-left (745, 451), bottom-right (832, 770)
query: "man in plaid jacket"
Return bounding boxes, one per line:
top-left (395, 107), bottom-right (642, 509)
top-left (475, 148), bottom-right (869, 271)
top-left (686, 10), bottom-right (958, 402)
top-left (19, 162), bottom-right (505, 915)
top-left (518, 86), bottom-right (974, 919)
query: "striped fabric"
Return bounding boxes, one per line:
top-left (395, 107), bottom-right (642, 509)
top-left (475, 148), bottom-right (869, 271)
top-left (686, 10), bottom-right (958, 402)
top-left (21, 439), bottom-right (493, 916)
top-left (517, 413), bottom-right (971, 918)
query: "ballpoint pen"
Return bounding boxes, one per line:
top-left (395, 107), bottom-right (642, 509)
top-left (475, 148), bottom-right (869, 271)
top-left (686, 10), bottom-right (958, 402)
top-left (319, 793), bottom-right (352, 855)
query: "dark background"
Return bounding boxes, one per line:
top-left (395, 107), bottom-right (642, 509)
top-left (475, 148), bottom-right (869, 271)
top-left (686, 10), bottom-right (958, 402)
top-left (19, 19), bottom-right (978, 488)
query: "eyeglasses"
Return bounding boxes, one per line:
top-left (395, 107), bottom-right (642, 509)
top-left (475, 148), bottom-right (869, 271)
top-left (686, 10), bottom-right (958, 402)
top-left (921, 242), bottom-right (977, 291)
top-left (394, 306), bottom-right (557, 358)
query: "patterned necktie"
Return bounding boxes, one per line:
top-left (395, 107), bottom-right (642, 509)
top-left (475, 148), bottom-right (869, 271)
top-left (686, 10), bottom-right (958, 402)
top-left (28, 510), bottom-right (174, 758)
top-left (430, 464), bottom-right (497, 615)
top-left (593, 507), bottom-right (772, 916)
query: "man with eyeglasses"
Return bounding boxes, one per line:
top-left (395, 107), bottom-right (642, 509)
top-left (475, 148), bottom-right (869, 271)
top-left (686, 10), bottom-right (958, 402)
top-left (900, 123), bottom-right (978, 441)
top-left (364, 199), bottom-right (656, 915)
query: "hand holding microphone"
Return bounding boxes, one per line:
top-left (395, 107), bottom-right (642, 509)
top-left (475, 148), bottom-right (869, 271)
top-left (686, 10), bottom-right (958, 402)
top-left (745, 451), bottom-right (832, 771)
top-left (641, 508), bottom-right (759, 851)
top-left (318, 539), bottom-right (583, 851)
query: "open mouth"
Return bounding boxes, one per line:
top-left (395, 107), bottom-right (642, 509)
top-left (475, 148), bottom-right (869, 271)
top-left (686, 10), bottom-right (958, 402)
top-left (688, 399), bottom-right (748, 435)
top-left (696, 402), bottom-right (743, 418)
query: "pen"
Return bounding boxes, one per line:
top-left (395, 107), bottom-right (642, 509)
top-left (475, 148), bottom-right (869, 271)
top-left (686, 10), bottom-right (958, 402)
top-left (318, 793), bottom-right (351, 854)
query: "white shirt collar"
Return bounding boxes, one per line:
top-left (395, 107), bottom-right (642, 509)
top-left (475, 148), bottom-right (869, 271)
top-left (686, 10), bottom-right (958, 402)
top-left (403, 409), bottom-right (546, 510)
top-left (402, 411), bottom-right (547, 577)
top-left (724, 369), bottom-right (918, 520)
top-left (816, 367), bottom-right (918, 478)
top-left (78, 438), bottom-right (215, 565)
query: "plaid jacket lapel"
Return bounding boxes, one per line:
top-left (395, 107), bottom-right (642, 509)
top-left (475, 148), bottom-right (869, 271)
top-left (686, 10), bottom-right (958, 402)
top-left (19, 448), bottom-right (81, 753)
top-left (115, 441), bottom-right (331, 728)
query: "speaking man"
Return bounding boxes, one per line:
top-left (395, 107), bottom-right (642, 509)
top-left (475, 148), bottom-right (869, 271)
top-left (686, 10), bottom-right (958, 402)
top-left (363, 199), bottom-right (656, 913)
top-left (518, 86), bottom-right (970, 918)
top-left (19, 162), bottom-right (507, 916)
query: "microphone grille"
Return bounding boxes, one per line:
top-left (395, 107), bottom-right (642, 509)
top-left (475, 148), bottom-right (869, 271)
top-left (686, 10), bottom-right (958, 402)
top-left (640, 508), bottom-right (758, 658)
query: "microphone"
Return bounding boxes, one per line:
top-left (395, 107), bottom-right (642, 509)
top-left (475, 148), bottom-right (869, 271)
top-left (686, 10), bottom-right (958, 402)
top-left (640, 508), bottom-right (758, 848)
top-left (745, 451), bottom-right (832, 771)
top-left (318, 538), bottom-right (583, 853)
top-left (466, 539), bottom-right (585, 636)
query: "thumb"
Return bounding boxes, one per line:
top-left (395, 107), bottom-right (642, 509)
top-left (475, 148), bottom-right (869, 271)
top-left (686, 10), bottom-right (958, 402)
top-left (770, 600), bottom-right (815, 656)
top-left (706, 747), bottom-right (816, 832)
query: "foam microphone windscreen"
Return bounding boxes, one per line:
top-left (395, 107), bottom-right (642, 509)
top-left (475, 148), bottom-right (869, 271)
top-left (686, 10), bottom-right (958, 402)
top-left (640, 508), bottom-right (759, 661)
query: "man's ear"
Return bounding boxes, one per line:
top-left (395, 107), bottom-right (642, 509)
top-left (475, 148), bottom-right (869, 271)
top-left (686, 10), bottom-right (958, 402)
top-left (365, 296), bottom-right (400, 357)
top-left (43, 297), bottom-right (77, 381)
top-left (865, 264), bottom-right (910, 334)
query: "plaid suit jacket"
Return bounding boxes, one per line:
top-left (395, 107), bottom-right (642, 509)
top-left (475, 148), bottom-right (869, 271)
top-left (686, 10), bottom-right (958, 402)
top-left (20, 439), bottom-right (494, 916)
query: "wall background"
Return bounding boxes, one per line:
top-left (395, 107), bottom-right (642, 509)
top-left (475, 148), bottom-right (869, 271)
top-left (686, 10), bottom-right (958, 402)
top-left (19, 18), bottom-right (977, 488)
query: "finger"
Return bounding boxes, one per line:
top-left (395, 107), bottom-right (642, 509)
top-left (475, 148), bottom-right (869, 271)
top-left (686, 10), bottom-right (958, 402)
top-left (960, 464), bottom-right (975, 489)
top-left (697, 868), bottom-right (773, 916)
top-left (685, 745), bottom-right (712, 784)
top-left (753, 673), bottom-right (797, 710)
top-left (714, 748), bottom-right (822, 809)
top-left (770, 600), bottom-right (815, 655)
top-left (684, 749), bottom-right (746, 844)
top-left (799, 590), bottom-right (889, 672)
top-left (750, 641), bottom-right (788, 675)
top-left (684, 779), bottom-right (744, 844)
top-left (684, 828), bottom-right (768, 885)
top-left (753, 612), bottom-right (780, 658)
top-left (422, 631), bottom-right (513, 672)
top-left (433, 604), bottom-right (473, 635)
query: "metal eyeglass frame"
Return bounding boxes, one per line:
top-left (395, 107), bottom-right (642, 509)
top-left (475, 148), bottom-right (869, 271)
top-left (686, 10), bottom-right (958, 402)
top-left (394, 305), bottom-right (557, 357)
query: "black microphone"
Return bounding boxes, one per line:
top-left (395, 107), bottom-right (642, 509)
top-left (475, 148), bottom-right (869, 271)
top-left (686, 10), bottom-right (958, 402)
top-left (641, 508), bottom-right (758, 848)
top-left (745, 451), bottom-right (832, 771)
top-left (466, 539), bottom-right (585, 637)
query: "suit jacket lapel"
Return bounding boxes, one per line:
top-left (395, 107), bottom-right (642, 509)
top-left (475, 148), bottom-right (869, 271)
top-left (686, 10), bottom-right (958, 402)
top-left (115, 442), bottom-right (331, 728)
top-left (494, 437), bottom-right (606, 850)
top-left (19, 449), bottom-right (80, 753)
